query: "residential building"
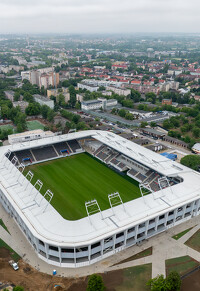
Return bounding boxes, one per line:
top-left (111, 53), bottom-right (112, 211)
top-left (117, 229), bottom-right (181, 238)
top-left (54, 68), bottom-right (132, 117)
top-left (81, 98), bottom-right (118, 111)
top-left (33, 94), bottom-right (54, 109)
top-left (106, 86), bottom-right (131, 96)
top-left (162, 99), bottom-right (172, 105)
top-left (47, 88), bottom-right (70, 103)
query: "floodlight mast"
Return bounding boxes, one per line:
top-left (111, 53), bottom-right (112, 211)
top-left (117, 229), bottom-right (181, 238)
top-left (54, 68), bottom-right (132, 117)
top-left (158, 176), bottom-right (173, 195)
top-left (139, 182), bottom-right (153, 204)
top-left (85, 199), bottom-right (103, 225)
top-left (108, 192), bottom-right (126, 214)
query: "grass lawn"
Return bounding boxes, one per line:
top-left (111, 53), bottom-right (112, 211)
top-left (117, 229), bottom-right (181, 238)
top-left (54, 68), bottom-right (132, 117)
top-left (115, 264), bottom-right (151, 291)
top-left (172, 227), bottom-right (193, 240)
top-left (185, 229), bottom-right (200, 252)
top-left (166, 256), bottom-right (199, 276)
top-left (0, 218), bottom-right (10, 234)
top-left (27, 153), bottom-right (140, 220)
top-left (113, 247), bottom-right (152, 266)
top-left (0, 238), bottom-right (21, 261)
top-left (0, 124), bottom-right (14, 131)
top-left (26, 120), bottom-right (44, 131)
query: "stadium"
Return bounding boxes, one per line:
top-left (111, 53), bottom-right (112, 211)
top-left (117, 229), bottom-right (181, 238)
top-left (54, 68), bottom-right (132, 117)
top-left (0, 130), bottom-right (200, 268)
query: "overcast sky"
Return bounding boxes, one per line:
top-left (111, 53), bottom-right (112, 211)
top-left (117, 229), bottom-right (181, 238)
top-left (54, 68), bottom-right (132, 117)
top-left (0, 0), bottom-right (199, 34)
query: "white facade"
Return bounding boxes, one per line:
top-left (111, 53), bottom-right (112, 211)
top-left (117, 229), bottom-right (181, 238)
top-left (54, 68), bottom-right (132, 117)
top-left (81, 100), bottom-right (102, 110)
top-left (81, 98), bottom-right (118, 110)
top-left (8, 130), bottom-right (54, 144)
top-left (106, 86), bottom-right (131, 96)
top-left (78, 83), bottom-right (99, 92)
top-left (0, 130), bottom-right (200, 268)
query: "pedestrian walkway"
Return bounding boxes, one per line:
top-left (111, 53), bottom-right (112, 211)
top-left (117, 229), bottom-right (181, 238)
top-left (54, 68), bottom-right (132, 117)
top-left (0, 202), bottom-right (199, 279)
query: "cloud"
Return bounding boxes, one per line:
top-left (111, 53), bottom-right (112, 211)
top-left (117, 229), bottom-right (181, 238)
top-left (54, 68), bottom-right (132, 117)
top-left (0, 0), bottom-right (199, 33)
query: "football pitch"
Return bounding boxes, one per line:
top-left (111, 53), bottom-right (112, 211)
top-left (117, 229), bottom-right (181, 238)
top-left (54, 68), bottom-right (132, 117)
top-left (27, 153), bottom-right (141, 220)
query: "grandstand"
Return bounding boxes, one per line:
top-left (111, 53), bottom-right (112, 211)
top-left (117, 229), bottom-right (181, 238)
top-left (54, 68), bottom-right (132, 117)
top-left (0, 130), bottom-right (200, 268)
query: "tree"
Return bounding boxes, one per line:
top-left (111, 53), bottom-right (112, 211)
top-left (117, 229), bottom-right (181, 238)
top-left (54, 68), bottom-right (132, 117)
top-left (47, 109), bottom-right (55, 122)
top-left (13, 287), bottom-right (24, 291)
top-left (14, 91), bottom-right (20, 101)
top-left (72, 114), bottom-right (80, 124)
top-left (118, 109), bottom-right (126, 118)
top-left (87, 274), bottom-right (105, 291)
top-left (25, 102), bottom-right (41, 116)
top-left (166, 271), bottom-right (181, 291)
top-left (192, 127), bottom-right (200, 138)
top-left (180, 155), bottom-right (200, 171)
top-left (146, 274), bottom-right (166, 291)
top-left (150, 121), bottom-right (157, 127)
top-left (41, 105), bottom-right (49, 119)
top-left (140, 121), bottom-right (148, 128)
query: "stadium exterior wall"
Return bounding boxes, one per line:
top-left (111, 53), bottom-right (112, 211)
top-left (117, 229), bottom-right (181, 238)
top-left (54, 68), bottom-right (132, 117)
top-left (0, 185), bottom-right (200, 268)
top-left (0, 130), bottom-right (200, 268)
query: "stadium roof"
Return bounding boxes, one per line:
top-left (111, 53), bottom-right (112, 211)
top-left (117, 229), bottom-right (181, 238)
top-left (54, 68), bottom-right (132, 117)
top-left (0, 130), bottom-right (200, 247)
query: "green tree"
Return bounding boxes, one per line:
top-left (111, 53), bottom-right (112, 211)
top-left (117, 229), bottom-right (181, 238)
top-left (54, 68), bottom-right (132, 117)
top-left (150, 121), bottom-right (157, 127)
top-left (140, 121), bottom-right (148, 128)
top-left (25, 102), bottom-right (41, 116)
top-left (41, 105), bottom-right (49, 119)
top-left (72, 114), bottom-right (80, 124)
top-left (180, 155), bottom-right (200, 171)
top-left (13, 286), bottom-right (24, 291)
top-left (87, 274), bottom-right (105, 291)
top-left (125, 112), bottom-right (133, 120)
top-left (118, 109), bottom-right (126, 118)
top-left (192, 127), bottom-right (200, 138)
top-left (166, 271), bottom-right (181, 291)
top-left (47, 109), bottom-right (55, 122)
top-left (14, 91), bottom-right (20, 101)
top-left (146, 274), bottom-right (166, 291)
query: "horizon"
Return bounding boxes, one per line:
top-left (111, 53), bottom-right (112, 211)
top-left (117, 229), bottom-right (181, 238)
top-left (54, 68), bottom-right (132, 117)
top-left (0, 0), bottom-right (200, 34)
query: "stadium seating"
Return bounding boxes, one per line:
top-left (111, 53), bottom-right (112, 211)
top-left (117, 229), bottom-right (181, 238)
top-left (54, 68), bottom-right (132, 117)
top-left (32, 146), bottom-right (58, 161)
top-left (96, 151), bottom-right (108, 161)
top-left (135, 173), bottom-right (147, 182)
top-left (110, 158), bottom-right (120, 165)
top-left (128, 168), bottom-right (138, 177)
top-left (53, 142), bottom-right (72, 155)
top-left (14, 150), bottom-right (35, 163)
top-left (67, 140), bottom-right (82, 152)
top-left (117, 162), bottom-right (126, 170)
top-left (150, 181), bottom-right (160, 192)
top-left (93, 145), bottom-right (105, 156)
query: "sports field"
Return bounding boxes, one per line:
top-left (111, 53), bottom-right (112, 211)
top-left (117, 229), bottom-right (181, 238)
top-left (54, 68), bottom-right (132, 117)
top-left (27, 153), bottom-right (140, 220)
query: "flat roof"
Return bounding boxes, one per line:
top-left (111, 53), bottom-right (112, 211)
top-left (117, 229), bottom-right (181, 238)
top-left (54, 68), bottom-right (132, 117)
top-left (0, 130), bottom-right (200, 247)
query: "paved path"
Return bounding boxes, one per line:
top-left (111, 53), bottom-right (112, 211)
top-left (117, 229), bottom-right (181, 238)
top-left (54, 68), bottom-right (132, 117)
top-left (0, 203), bottom-right (199, 278)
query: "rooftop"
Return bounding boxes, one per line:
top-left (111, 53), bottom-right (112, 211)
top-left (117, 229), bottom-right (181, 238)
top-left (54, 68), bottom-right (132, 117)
top-left (0, 130), bottom-right (199, 247)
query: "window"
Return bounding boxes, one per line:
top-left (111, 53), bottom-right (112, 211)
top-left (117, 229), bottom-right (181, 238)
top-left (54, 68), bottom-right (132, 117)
top-left (61, 248), bottom-right (74, 253)
top-left (38, 241), bottom-right (44, 246)
top-left (49, 245), bottom-right (58, 252)
top-left (159, 215), bottom-right (165, 220)
top-left (116, 232), bottom-right (124, 238)
top-left (91, 242), bottom-right (100, 249)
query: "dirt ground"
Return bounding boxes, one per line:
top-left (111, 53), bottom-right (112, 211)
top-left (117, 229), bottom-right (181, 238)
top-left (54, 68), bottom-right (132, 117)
top-left (0, 247), bottom-right (124, 291)
top-left (181, 270), bottom-right (200, 291)
top-left (0, 247), bottom-right (199, 291)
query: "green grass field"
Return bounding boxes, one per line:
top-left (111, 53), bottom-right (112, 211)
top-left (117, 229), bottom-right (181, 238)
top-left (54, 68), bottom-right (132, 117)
top-left (166, 256), bottom-right (199, 276)
top-left (185, 229), bottom-right (200, 252)
top-left (0, 124), bottom-right (14, 131)
top-left (26, 120), bottom-right (45, 131)
top-left (172, 227), bottom-right (193, 240)
top-left (27, 153), bottom-right (140, 220)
